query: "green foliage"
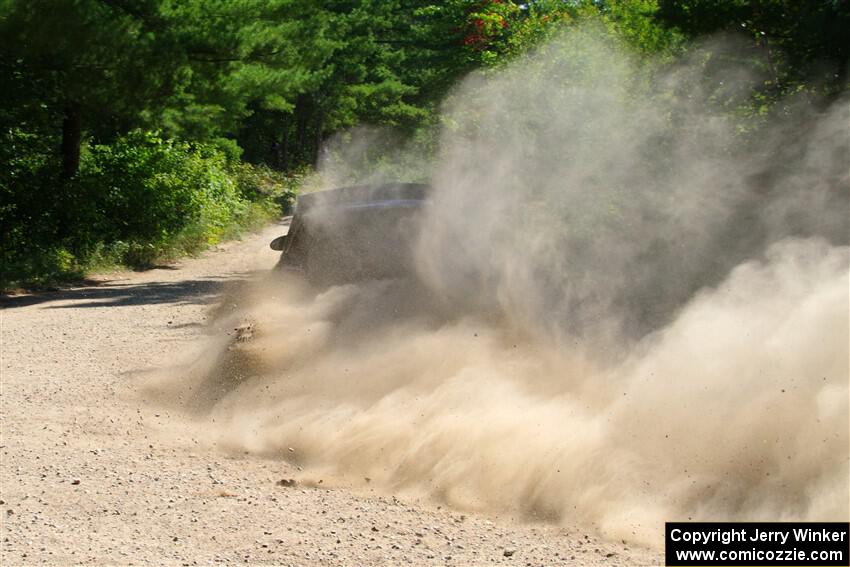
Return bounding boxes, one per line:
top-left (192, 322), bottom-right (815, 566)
top-left (1, 130), bottom-right (297, 289)
top-left (2, 0), bottom-right (846, 288)
top-left (237, 0), bottom-right (476, 169)
top-left (76, 132), bottom-right (236, 245)
top-left (655, 0), bottom-right (850, 98)
top-left (0, 0), bottom-right (314, 178)
top-left (461, 0), bottom-right (684, 67)
top-left (599, 0), bottom-right (686, 56)
top-left (229, 162), bottom-right (300, 212)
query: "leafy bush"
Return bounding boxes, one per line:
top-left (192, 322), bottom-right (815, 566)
top-left (230, 162), bottom-right (301, 212)
top-left (1, 130), bottom-right (297, 289)
top-left (73, 131), bottom-right (240, 247)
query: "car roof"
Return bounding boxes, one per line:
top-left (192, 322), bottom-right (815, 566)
top-left (296, 183), bottom-right (431, 215)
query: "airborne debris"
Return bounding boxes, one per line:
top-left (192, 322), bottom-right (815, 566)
top-left (233, 320), bottom-right (255, 342)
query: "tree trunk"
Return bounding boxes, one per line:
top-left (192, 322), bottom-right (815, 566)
top-left (313, 116), bottom-right (324, 168)
top-left (278, 125), bottom-right (290, 171)
top-left (61, 103), bottom-right (82, 179)
top-left (295, 98), bottom-right (310, 166)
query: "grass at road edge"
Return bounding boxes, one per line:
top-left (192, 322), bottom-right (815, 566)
top-left (2, 168), bottom-right (303, 293)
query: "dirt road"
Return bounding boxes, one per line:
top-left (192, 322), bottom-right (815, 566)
top-left (1, 223), bottom-right (661, 566)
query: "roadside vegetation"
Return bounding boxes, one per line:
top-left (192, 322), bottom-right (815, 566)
top-left (2, 0), bottom-right (847, 289)
top-left (4, 129), bottom-right (299, 287)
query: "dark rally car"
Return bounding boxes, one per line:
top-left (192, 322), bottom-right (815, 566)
top-left (270, 183), bottom-right (432, 285)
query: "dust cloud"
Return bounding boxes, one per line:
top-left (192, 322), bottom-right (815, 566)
top-left (147, 30), bottom-right (849, 546)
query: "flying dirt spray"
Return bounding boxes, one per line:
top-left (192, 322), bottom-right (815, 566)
top-left (147, 29), bottom-right (849, 546)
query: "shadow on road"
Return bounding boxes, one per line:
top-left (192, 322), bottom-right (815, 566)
top-left (0, 273), bottom-right (262, 310)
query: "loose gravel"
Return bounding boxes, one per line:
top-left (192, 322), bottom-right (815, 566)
top-left (1, 223), bottom-right (661, 566)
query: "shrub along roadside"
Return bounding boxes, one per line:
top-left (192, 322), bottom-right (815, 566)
top-left (1, 130), bottom-right (300, 290)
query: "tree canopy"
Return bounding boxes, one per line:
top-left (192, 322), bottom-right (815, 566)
top-left (2, 0), bottom-right (847, 287)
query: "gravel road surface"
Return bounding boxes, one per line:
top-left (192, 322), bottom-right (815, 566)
top-left (1, 222), bottom-right (661, 566)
